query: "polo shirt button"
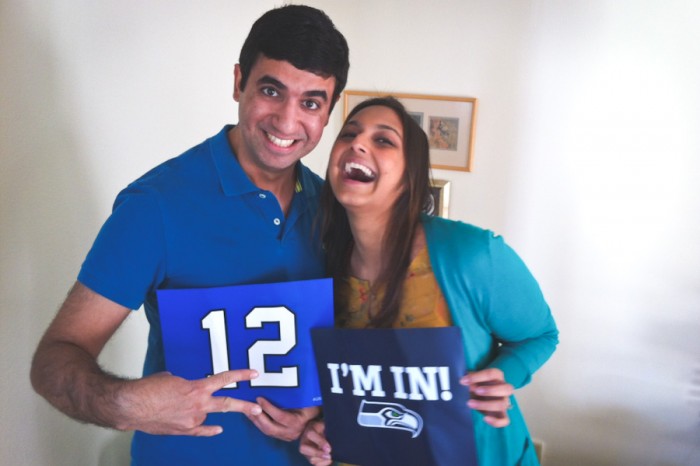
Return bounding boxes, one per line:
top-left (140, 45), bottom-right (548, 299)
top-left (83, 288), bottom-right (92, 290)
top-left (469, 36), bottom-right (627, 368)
top-left (273, 218), bottom-right (281, 226)
top-left (258, 193), bottom-right (267, 199)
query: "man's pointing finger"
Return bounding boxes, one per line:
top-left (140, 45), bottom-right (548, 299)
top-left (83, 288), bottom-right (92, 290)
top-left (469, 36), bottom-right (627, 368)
top-left (203, 369), bottom-right (259, 392)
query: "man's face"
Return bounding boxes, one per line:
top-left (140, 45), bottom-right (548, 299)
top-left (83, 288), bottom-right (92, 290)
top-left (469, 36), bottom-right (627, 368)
top-left (233, 56), bottom-right (336, 177)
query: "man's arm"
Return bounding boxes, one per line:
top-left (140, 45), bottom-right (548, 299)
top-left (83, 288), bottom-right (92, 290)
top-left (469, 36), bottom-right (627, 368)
top-left (30, 281), bottom-right (262, 436)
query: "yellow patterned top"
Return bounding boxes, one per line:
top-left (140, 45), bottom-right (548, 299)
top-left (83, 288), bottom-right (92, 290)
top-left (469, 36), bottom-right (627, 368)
top-left (334, 247), bottom-right (451, 466)
top-left (336, 246), bottom-right (452, 329)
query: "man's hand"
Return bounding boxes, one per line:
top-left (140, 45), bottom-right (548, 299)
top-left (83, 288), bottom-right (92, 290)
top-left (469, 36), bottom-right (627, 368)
top-left (115, 370), bottom-right (262, 436)
top-left (247, 397), bottom-right (321, 441)
top-left (299, 419), bottom-right (333, 465)
top-left (30, 282), bottom-right (261, 437)
top-left (460, 368), bottom-right (514, 427)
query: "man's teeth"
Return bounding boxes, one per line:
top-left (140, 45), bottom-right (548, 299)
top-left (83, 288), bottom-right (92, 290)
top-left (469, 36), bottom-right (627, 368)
top-left (267, 132), bottom-right (295, 148)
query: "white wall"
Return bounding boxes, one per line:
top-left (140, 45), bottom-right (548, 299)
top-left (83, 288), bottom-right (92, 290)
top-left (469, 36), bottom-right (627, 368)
top-left (306, 2), bottom-right (700, 464)
top-left (2, 1), bottom-right (698, 465)
top-left (1, 1), bottom-right (279, 465)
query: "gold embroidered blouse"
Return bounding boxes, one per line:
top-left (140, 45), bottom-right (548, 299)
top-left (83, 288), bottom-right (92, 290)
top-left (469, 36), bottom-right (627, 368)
top-left (336, 246), bottom-right (452, 329)
top-left (334, 247), bottom-right (451, 466)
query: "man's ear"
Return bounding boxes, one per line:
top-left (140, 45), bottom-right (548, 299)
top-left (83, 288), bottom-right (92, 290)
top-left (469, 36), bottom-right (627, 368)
top-left (233, 64), bottom-right (242, 102)
top-left (325, 95), bottom-right (341, 126)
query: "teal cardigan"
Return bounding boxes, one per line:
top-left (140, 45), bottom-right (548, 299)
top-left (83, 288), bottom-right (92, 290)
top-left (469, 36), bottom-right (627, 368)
top-left (423, 214), bottom-right (559, 465)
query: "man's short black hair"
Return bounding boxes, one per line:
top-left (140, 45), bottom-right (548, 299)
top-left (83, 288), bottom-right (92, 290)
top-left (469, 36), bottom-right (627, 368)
top-left (238, 5), bottom-right (350, 112)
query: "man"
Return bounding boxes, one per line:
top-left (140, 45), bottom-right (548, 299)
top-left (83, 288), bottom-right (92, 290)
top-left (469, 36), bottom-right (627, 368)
top-left (30, 5), bottom-right (349, 465)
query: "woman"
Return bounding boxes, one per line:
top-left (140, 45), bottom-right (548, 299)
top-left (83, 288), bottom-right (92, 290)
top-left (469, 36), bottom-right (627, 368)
top-left (300, 97), bottom-right (558, 465)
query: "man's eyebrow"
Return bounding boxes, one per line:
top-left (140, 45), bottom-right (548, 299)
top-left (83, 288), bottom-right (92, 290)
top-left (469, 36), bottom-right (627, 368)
top-left (257, 75), bottom-right (329, 102)
top-left (258, 75), bottom-right (287, 90)
top-left (304, 89), bottom-right (329, 101)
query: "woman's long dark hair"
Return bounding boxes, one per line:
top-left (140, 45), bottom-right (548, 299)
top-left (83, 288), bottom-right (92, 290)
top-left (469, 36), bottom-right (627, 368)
top-left (320, 96), bottom-right (432, 328)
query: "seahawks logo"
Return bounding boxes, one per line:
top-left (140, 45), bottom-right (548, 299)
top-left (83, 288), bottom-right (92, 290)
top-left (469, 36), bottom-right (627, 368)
top-left (356, 400), bottom-right (424, 438)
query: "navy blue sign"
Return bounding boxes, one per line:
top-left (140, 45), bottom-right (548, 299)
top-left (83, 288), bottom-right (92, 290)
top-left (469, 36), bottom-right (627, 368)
top-left (311, 327), bottom-right (478, 466)
top-left (158, 278), bottom-right (334, 409)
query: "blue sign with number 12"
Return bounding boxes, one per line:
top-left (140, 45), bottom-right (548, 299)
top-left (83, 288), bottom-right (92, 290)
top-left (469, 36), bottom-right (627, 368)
top-left (157, 278), bottom-right (334, 409)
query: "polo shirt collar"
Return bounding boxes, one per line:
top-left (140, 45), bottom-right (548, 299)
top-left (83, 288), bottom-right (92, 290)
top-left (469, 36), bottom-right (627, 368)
top-left (210, 125), bottom-right (257, 197)
top-left (209, 125), bottom-right (318, 199)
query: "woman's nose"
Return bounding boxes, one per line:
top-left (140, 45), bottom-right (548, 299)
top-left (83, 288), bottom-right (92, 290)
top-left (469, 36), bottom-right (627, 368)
top-left (352, 140), bottom-right (367, 154)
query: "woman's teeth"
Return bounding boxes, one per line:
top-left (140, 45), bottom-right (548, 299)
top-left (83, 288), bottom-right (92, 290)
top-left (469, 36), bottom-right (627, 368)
top-left (344, 162), bottom-right (376, 182)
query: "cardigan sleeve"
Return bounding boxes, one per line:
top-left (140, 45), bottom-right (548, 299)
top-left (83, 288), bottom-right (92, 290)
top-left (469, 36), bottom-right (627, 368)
top-left (481, 233), bottom-right (559, 388)
top-left (423, 215), bottom-right (558, 389)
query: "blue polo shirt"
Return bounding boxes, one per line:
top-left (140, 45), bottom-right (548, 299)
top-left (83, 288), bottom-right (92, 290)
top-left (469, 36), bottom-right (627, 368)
top-left (78, 125), bottom-right (324, 465)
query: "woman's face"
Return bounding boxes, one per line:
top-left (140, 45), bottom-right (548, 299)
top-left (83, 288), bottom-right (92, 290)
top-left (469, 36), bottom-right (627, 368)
top-left (328, 105), bottom-right (406, 215)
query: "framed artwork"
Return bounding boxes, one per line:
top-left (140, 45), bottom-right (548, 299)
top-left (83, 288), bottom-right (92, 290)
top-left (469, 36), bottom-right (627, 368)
top-left (427, 179), bottom-right (451, 218)
top-left (343, 90), bottom-right (478, 172)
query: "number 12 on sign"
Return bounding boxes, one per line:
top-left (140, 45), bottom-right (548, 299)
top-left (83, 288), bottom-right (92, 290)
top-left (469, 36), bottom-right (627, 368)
top-left (157, 278), bottom-right (333, 408)
top-left (201, 306), bottom-right (299, 388)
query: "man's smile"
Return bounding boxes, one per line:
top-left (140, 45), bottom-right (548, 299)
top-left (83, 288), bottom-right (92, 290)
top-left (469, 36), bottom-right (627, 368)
top-left (265, 131), bottom-right (296, 148)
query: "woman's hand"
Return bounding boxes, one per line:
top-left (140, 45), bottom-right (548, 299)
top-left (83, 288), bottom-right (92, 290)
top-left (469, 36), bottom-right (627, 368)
top-left (299, 419), bottom-right (333, 465)
top-left (460, 368), bottom-right (514, 427)
top-left (247, 399), bottom-right (320, 442)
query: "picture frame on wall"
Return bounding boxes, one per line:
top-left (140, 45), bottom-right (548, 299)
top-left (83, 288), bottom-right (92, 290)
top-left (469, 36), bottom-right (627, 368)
top-left (343, 90), bottom-right (478, 172)
top-left (427, 179), bottom-right (451, 219)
